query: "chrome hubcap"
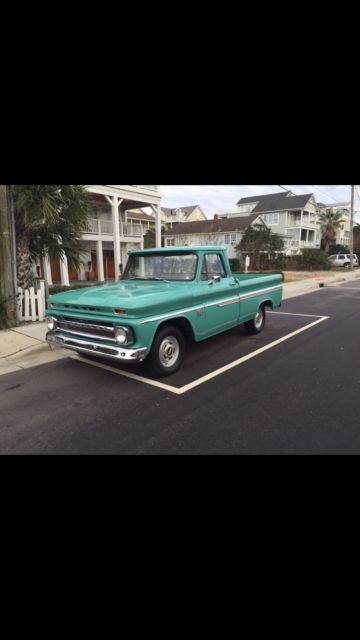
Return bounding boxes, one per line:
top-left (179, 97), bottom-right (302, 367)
top-left (159, 336), bottom-right (180, 368)
top-left (254, 309), bottom-right (263, 329)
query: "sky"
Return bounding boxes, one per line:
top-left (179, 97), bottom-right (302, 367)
top-left (159, 185), bottom-right (360, 223)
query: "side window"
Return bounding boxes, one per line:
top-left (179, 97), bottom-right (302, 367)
top-left (201, 254), bottom-right (226, 280)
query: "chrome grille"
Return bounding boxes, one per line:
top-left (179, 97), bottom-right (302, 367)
top-left (56, 317), bottom-right (115, 341)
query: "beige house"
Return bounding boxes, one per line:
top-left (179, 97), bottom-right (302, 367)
top-left (160, 205), bottom-right (207, 227)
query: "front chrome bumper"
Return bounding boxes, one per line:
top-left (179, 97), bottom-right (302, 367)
top-left (46, 332), bottom-right (148, 363)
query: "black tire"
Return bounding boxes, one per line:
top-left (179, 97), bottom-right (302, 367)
top-left (344, 263), bottom-right (350, 269)
top-left (147, 325), bottom-right (185, 377)
top-left (244, 304), bottom-right (266, 335)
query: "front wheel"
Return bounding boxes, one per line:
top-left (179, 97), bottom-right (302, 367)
top-left (147, 325), bottom-right (185, 377)
top-left (244, 305), bottom-right (266, 335)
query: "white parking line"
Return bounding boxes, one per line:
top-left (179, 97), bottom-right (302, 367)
top-left (268, 311), bottom-right (325, 318)
top-left (72, 313), bottom-right (329, 395)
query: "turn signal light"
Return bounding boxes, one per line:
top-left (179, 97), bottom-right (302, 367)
top-left (114, 309), bottom-right (127, 315)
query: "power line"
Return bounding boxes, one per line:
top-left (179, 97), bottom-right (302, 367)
top-left (309, 185), bottom-right (344, 205)
top-left (279, 184), bottom-right (341, 203)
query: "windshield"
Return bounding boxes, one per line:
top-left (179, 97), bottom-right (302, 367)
top-left (123, 252), bottom-right (198, 282)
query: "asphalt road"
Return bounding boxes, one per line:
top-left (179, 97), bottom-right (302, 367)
top-left (1, 280), bottom-right (360, 454)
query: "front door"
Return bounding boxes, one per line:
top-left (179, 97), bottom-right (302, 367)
top-left (195, 253), bottom-right (240, 339)
top-left (91, 249), bottom-right (115, 280)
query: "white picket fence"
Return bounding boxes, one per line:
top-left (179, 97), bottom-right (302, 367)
top-left (17, 280), bottom-right (46, 322)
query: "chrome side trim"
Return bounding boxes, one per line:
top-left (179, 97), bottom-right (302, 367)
top-left (46, 332), bottom-right (147, 362)
top-left (239, 285), bottom-right (282, 301)
top-left (213, 297), bottom-right (239, 308)
top-left (140, 305), bottom-right (204, 324)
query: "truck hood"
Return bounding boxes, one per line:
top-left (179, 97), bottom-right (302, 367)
top-left (49, 280), bottom-right (194, 318)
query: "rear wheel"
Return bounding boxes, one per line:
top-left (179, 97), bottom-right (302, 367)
top-left (147, 325), bottom-right (185, 377)
top-left (244, 305), bottom-right (266, 335)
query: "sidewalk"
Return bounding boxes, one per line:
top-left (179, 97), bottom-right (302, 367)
top-left (1, 269), bottom-right (360, 375)
top-left (0, 321), bottom-right (67, 375)
top-left (283, 268), bottom-right (360, 300)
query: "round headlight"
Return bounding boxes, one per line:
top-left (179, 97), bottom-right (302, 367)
top-left (47, 317), bottom-right (57, 331)
top-left (115, 328), bottom-right (127, 344)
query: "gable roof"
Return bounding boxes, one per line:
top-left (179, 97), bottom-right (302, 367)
top-left (161, 205), bottom-right (202, 217)
top-left (164, 214), bottom-right (263, 235)
top-left (236, 192), bottom-right (313, 213)
top-left (126, 210), bottom-right (156, 222)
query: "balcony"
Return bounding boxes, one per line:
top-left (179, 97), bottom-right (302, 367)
top-left (288, 219), bottom-right (317, 228)
top-left (123, 224), bottom-right (142, 237)
top-left (299, 240), bottom-right (318, 248)
top-left (84, 219), bottom-right (113, 235)
top-left (83, 218), bottom-right (143, 238)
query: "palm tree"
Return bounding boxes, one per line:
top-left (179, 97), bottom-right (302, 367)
top-left (319, 208), bottom-right (343, 253)
top-left (12, 185), bottom-right (91, 288)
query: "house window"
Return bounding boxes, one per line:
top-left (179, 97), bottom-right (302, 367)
top-left (224, 233), bottom-right (237, 244)
top-left (166, 238), bottom-right (175, 247)
top-left (263, 213), bottom-right (279, 225)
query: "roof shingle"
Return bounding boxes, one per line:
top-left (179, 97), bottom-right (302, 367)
top-left (164, 214), bottom-right (262, 235)
top-left (236, 192), bottom-right (313, 213)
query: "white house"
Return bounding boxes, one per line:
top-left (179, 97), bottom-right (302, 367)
top-left (218, 191), bottom-right (321, 256)
top-left (43, 185), bottom-right (162, 285)
top-left (163, 213), bottom-right (266, 259)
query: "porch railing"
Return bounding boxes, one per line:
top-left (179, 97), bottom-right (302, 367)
top-left (123, 224), bottom-right (142, 237)
top-left (84, 218), bottom-right (143, 237)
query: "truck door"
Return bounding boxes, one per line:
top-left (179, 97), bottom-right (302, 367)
top-left (196, 253), bottom-right (240, 338)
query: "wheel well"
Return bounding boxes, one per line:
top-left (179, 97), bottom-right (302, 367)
top-left (261, 299), bottom-right (273, 310)
top-left (157, 318), bottom-right (195, 343)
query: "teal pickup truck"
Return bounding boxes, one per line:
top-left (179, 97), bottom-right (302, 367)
top-left (46, 246), bottom-right (283, 377)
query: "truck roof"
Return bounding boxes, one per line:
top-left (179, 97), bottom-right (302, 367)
top-left (129, 246), bottom-right (226, 254)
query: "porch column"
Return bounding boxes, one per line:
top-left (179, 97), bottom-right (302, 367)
top-left (60, 254), bottom-right (70, 286)
top-left (106, 196), bottom-right (123, 281)
top-left (97, 239), bottom-right (105, 282)
top-left (150, 204), bottom-right (162, 248)
top-left (43, 255), bottom-right (53, 286)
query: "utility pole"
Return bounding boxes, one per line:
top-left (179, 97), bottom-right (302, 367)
top-left (350, 185), bottom-right (355, 270)
top-left (0, 185), bottom-right (16, 324)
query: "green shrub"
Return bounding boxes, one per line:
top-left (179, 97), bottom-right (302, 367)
top-left (0, 297), bottom-right (15, 329)
top-left (297, 249), bottom-right (331, 270)
top-left (329, 244), bottom-right (349, 255)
